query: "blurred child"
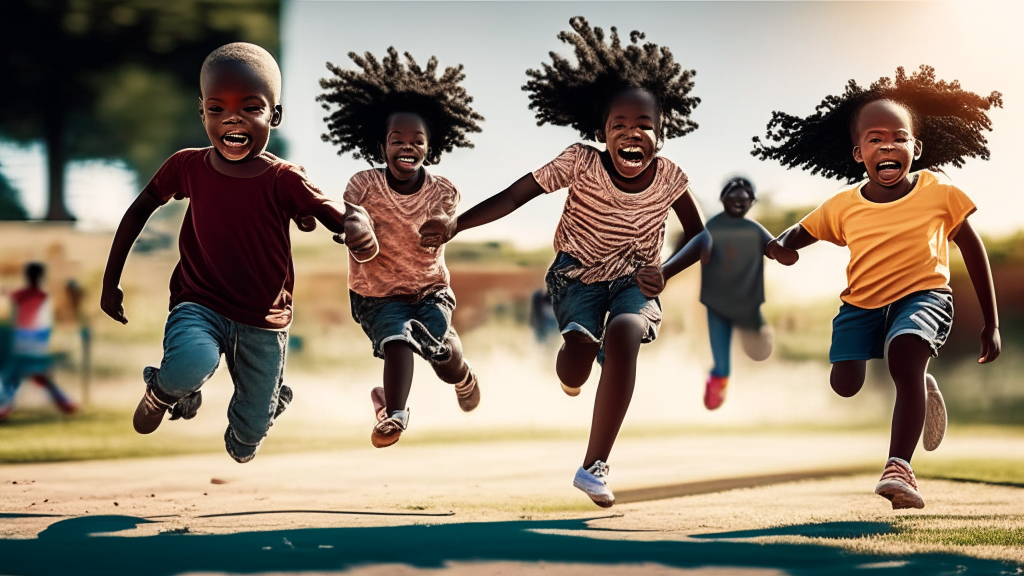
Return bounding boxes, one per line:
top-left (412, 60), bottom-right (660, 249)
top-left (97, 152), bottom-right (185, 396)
top-left (700, 177), bottom-right (775, 410)
top-left (0, 262), bottom-right (77, 420)
top-left (428, 17), bottom-right (708, 507)
top-left (755, 66), bottom-right (1002, 508)
top-left (318, 47), bottom-right (484, 448)
top-left (100, 43), bottom-right (376, 462)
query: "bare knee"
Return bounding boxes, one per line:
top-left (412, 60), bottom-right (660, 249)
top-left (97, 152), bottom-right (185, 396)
top-left (557, 331), bottom-right (599, 386)
top-left (604, 314), bottom-right (645, 354)
top-left (830, 361), bottom-right (866, 397)
top-left (433, 334), bottom-right (468, 384)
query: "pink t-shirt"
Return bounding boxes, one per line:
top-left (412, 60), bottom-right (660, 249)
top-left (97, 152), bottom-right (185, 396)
top-left (532, 144), bottom-right (691, 284)
top-left (344, 169), bottom-right (459, 298)
top-left (143, 148), bottom-right (330, 329)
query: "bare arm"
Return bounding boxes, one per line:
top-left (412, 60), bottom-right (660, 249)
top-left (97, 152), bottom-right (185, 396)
top-left (765, 223), bottom-right (818, 266)
top-left (636, 190), bottom-right (707, 298)
top-left (453, 173), bottom-right (546, 236)
top-left (100, 192), bottom-right (162, 324)
top-left (316, 201), bottom-right (378, 260)
top-left (951, 219), bottom-right (1001, 363)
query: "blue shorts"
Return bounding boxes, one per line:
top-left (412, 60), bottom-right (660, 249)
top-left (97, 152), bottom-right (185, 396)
top-left (349, 287), bottom-right (457, 364)
top-left (829, 290), bottom-right (954, 363)
top-left (544, 252), bottom-right (662, 345)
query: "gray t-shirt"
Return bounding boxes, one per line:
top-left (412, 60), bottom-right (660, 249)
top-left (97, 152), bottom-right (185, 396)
top-left (700, 212), bottom-right (773, 329)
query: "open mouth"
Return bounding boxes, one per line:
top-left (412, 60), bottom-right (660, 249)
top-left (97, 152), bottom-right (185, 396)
top-left (222, 132), bottom-right (251, 148)
top-left (617, 146), bottom-right (645, 168)
top-left (396, 156), bottom-right (418, 166)
top-left (876, 160), bottom-right (902, 179)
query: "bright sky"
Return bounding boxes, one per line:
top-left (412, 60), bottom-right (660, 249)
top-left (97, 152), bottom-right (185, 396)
top-left (2, 1), bottom-right (1022, 246)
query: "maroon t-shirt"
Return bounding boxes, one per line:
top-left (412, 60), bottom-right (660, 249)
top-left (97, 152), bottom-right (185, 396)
top-left (143, 148), bottom-right (330, 329)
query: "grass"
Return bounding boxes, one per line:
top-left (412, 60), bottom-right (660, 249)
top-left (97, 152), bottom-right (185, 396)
top-left (888, 515), bottom-right (1024, 547)
top-left (915, 458), bottom-right (1024, 486)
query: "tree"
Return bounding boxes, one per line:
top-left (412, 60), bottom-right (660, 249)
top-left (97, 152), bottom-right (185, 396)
top-left (0, 0), bottom-right (279, 220)
top-left (0, 169), bottom-right (28, 221)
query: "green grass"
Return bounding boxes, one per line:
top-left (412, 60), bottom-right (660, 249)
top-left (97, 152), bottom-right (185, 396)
top-left (889, 515), bottom-right (1024, 547)
top-left (915, 457), bottom-right (1024, 486)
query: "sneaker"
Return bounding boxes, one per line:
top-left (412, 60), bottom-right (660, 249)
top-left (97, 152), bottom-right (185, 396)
top-left (874, 457), bottom-right (925, 509)
top-left (704, 374), bottom-right (728, 410)
top-left (371, 409), bottom-right (409, 448)
top-left (560, 381), bottom-right (582, 397)
top-left (133, 388), bottom-right (172, 434)
top-left (923, 374), bottom-right (946, 452)
top-left (454, 363), bottom-right (481, 412)
top-left (573, 460), bottom-right (615, 508)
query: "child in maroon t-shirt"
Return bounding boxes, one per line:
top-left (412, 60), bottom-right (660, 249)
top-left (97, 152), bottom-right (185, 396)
top-left (100, 43), bottom-right (377, 463)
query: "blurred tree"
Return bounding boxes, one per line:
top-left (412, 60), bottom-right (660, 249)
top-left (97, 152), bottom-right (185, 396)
top-left (0, 170), bottom-right (28, 221)
top-left (0, 0), bottom-right (279, 221)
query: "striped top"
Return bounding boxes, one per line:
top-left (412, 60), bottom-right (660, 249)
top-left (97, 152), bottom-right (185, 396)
top-left (10, 287), bottom-right (53, 358)
top-left (532, 144), bottom-right (691, 284)
top-left (344, 168), bottom-right (460, 298)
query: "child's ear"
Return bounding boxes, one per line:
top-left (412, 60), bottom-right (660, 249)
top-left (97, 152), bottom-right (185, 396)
top-left (198, 97), bottom-right (205, 122)
top-left (913, 139), bottom-right (923, 161)
top-left (852, 145), bottom-right (864, 164)
top-left (270, 104), bottom-right (283, 128)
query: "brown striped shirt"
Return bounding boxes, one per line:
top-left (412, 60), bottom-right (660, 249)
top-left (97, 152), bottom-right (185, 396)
top-left (344, 169), bottom-right (459, 298)
top-left (532, 144), bottom-right (691, 284)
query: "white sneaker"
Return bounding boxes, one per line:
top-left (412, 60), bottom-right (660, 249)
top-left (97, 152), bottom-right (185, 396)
top-left (573, 460), bottom-right (615, 508)
top-left (923, 374), bottom-right (947, 452)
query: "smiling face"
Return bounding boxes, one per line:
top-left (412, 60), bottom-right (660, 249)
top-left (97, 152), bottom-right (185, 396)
top-left (599, 88), bottom-right (660, 179)
top-left (722, 187), bottom-right (754, 218)
top-left (381, 112), bottom-right (429, 181)
top-left (852, 100), bottom-right (922, 189)
top-left (200, 62), bottom-right (281, 163)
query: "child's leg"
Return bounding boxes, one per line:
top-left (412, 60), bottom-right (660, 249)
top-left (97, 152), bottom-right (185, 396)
top-left (886, 335), bottom-right (932, 462)
top-left (383, 341), bottom-right (415, 413)
top-left (706, 308), bottom-right (733, 378)
top-left (222, 322), bottom-right (289, 463)
top-left (830, 361), bottom-right (867, 397)
top-left (31, 373), bottom-right (77, 413)
top-left (583, 313), bottom-right (645, 467)
top-left (431, 330), bottom-right (480, 412)
top-left (557, 333), bottom-right (600, 388)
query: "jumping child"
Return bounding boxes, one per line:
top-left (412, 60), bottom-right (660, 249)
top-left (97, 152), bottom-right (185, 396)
top-left (700, 177), bottom-right (775, 410)
top-left (754, 66), bottom-right (1002, 508)
top-left (426, 17), bottom-right (709, 506)
top-left (317, 47), bottom-right (484, 448)
top-left (101, 43), bottom-right (377, 463)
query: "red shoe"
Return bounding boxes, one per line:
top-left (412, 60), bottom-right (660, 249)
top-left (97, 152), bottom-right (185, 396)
top-left (704, 374), bottom-right (729, 410)
top-left (875, 457), bottom-right (925, 509)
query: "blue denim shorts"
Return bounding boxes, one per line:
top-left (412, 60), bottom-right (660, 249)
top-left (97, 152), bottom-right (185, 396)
top-left (829, 289), bottom-right (954, 363)
top-left (349, 287), bottom-right (457, 364)
top-left (544, 252), bottom-right (662, 345)
top-left (148, 302), bottom-right (290, 462)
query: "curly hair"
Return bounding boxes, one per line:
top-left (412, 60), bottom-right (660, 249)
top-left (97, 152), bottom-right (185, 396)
top-left (523, 16), bottom-right (699, 143)
top-left (751, 66), bottom-right (1003, 182)
top-left (317, 47), bottom-right (483, 165)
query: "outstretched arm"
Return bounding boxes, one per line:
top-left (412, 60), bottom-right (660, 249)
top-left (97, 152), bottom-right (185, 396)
top-left (419, 174), bottom-right (546, 248)
top-left (636, 190), bottom-right (707, 298)
top-left (101, 193), bottom-right (162, 324)
top-left (952, 219), bottom-right (1001, 363)
top-left (310, 201), bottom-right (379, 260)
top-left (766, 223), bottom-right (818, 266)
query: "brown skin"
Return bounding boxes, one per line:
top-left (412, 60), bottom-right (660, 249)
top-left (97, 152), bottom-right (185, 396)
top-left (431, 88), bottom-right (706, 468)
top-left (100, 64), bottom-right (364, 324)
top-left (364, 112), bottom-right (470, 415)
top-left (765, 100), bottom-right (1000, 462)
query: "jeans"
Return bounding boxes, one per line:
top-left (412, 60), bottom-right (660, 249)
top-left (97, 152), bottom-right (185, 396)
top-left (707, 308), bottom-right (733, 378)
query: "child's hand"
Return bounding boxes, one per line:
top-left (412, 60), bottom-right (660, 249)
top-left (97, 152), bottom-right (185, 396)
top-left (334, 203), bottom-right (378, 262)
top-left (766, 239), bottom-right (799, 266)
top-left (418, 216), bottom-right (456, 248)
top-left (979, 325), bottom-right (1001, 363)
top-left (100, 285), bottom-right (128, 324)
top-left (293, 214), bottom-right (317, 232)
top-left (636, 266), bottom-right (666, 298)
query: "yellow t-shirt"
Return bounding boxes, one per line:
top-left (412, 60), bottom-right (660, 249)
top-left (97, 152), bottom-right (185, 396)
top-left (800, 170), bottom-right (976, 309)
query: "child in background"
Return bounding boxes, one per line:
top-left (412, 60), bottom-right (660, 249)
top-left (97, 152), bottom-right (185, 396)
top-left (0, 262), bottom-right (78, 420)
top-left (755, 66), bottom-right (1002, 508)
top-left (428, 17), bottom-right (709, 507)
top-left (318, 47), bottom-right (484, 448)
top-left (700, 177), bottom-right (775, 410)
top-left (101, 43), bottom-right (376, 462)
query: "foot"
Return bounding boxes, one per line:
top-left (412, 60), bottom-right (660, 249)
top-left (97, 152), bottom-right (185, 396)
top-left (454, 363), bottom-right (481, 412)
top-left (923, 374), bottom-right (946, 452)
top-left (371, 409), bottom-right (409, 448)
top-left (560, 381), bottom-right (582, 397)
top-left (875, 457), bottom-right (925, 509)
top-left (133, 388), bottom-right (171, 434)
top-left (574, 460), bottom-right (615, 508)
top-left (704, 374), bottom-right (729, 410)
top-left (55, 399), bottom-right (78, 415)
top-left (371, 386), bottom-right (387, 422)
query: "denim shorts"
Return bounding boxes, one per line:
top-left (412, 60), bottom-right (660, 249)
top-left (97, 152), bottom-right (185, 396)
top-left (349, 287), bottom-right (457, 364)
top-left (544, 252), bottom-right (662, 346)
top-left (147, 302), bottom-right (290, 462)
top-left (829, 289), bottom-right (954, 363)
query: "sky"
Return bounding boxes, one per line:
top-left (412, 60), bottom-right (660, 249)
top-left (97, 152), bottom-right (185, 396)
top-left (3, 1), bottom-right (1023, 244)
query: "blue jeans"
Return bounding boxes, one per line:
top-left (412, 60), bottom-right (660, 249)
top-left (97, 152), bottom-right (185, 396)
top-left (829, 290), bottom-right (954, 363)
top-left (349, 288), bottom-right (457, 364)
top-left (707, 308), bottom-right (733, 378)
top-left (148, 302), bottom-right (289, 462)
top-left (0, 355), bottom-right (59, 408)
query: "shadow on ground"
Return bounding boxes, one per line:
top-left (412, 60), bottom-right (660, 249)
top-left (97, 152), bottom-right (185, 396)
top-left (2, 515), bottom-right (1021, 575)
